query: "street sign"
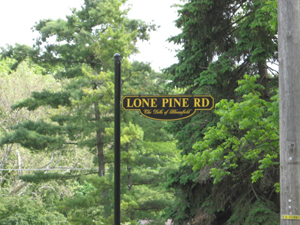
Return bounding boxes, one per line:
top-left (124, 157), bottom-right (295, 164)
top-left (122, 95), bottom-right (214, 121)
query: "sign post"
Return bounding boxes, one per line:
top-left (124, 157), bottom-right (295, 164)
top-left (114, 53), bottom-right (121, 225)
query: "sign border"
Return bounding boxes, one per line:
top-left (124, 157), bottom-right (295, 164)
top-left (122, 95), bottom-right (214, 121)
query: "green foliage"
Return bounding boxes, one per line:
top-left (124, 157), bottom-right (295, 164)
top-left (167, 0), bottom-right (277, 98)
top-left (0, 195), bottom-right (67, 224)
top-left (54, 175), bottom-right (112, 224)
top-left (0, 44), bottom-right (40, 71)
top-left (121, 122), bottom-right (144, 145)
top-left (0, 124), bottom-right (64, 151)
top-left (12, 91), bottom-right (71, 110)
top-left (119, 137), bottom-right (179, 223)
top-left (20, 171), bottom-right (80, 184)
top-left (227, 198), bottom-right (279, 225)
top-left (0, 57), bottom-right (15, 75)
top-left (261, 0), bottom-right (278, 31)
top-left (165, 75), bottom-right (279, 224)
top-left (185, 75), bottom-right (279, 184)
top-left (163, 0), bottom-right (279, 223)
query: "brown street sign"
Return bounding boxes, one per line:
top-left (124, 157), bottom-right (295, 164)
top-left (122, 95), bottom-right (214, 121)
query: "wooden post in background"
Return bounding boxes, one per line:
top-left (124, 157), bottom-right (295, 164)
top-left (278, 0), bottom-right (300, 224)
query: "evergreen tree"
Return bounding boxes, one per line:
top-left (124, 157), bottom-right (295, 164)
top-left (164, 0), bottom-right (279, 224)
top-left (0, 0), bottom-right (155, 177)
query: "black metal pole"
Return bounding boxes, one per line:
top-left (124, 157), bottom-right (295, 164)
top-left (114, 53), bottom-right (121, 225)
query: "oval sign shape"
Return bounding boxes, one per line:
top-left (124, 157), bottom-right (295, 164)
top-left (122, 95), bottom-right (214, 121)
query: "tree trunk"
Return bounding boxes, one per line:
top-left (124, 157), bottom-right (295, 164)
top-left (0, 144), bottom-right (14, 187)
top-left (94, 102), bottom-right (105, 177)
top-left (257, 60), bottom-right (270, 100)
top-left (16, 150), bottom-right (21, 176)
top-left (97, 129), bottom-right (105, 177)
top-left (126, 143), bottom-right (132, 191)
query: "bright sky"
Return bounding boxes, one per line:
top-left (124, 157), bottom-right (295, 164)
top-left (0, 0), bottom-right (182, 71)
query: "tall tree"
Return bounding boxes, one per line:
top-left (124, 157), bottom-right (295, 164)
top-left (0, 0), bottom-right (155, 177)
top-left (164, 0), bottom-right (279, 224)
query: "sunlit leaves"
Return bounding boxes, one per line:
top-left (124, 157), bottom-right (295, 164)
top-left (185, 75), bottom-right (279, 184)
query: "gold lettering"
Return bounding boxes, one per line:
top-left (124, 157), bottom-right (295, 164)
top-left (143, 109), bottom-right (152, 114)
top-left (151, 98), bottom-right (158, 107)
top-left (162, 98), bottom-right (169, 107)
top-left (202, 98), bottom-right (210, 107)
top-left (174, 98), bottom-right (181, 107)
top-left (142, 98), bottom-right (150, 107)
top-left (127, 98), bottom-right (134, 107)
top-left (133, 98), bottom-right (142, 108)
top-left (169, 98), bottom-right (173, 107)
top-left (182, 98), bottom-right (189, 107)
top-left (153, 109), bottom-right (163, 114)
top-left (194, 98), bottom-right (201, 107)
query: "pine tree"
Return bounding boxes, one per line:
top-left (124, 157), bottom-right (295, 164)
top-left (0, 0), bottom-right (156, 177)
top-left (164, 0), bottom-right (279, 224)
